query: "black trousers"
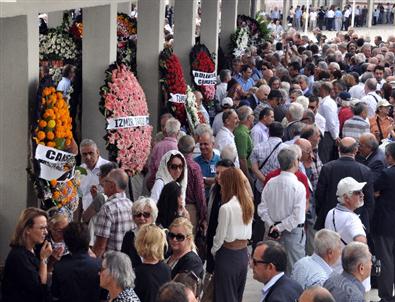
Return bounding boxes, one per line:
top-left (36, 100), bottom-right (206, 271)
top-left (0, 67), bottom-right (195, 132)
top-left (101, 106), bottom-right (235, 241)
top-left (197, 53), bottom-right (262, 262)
top-left (251, 186), bottom-right (265, 249)
top-left (214, 247), bottom-right (248, 302)
top-left (374, 235), bottom-right (395, 301)
top-left (318, 132), bottom-right (337, 164)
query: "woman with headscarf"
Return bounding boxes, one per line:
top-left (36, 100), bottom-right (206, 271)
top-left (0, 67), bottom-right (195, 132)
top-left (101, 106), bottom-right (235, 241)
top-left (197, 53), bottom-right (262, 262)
top-left (150, 150), bottom-right (187, 202)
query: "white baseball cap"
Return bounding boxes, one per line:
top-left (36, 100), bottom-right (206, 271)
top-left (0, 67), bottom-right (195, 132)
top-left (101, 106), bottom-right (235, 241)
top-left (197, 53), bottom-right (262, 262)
top-left (336, 177), bottom-right (366, 197)
top-left (221, 97), bottom-right (234, 107)
top-left (377, 99), bottom-right (392, 108)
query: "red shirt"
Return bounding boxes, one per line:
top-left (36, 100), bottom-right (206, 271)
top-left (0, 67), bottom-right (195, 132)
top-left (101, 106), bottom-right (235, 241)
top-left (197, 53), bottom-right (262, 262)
top-left (338, 107), bottom-right (353, 134)
top-left (264, 169), bottom-right (310, 200)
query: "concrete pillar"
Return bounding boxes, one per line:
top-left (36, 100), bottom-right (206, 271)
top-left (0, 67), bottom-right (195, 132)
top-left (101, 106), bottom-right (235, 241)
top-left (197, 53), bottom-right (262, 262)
top-left (118, 1), bottom-right (131, 15)
top-left (0, 13), bottom-right (39, 261)
top-left (200, 0), bottom-right (220, 68)
top-left (47, 10), bottom-right (64, 28)
top-left (283, 0), bottom-right (290, 29)
top-left (238, 0), bottom-right (251, 16)
top-left (82, 4), bottom-right (117, 154)
top-left (260, 0), bottom-right (266, 13)
top-left (367, 0), bottom-right (373, 27)
top-left (137, 0), bottom-right (165, 133)
top-left (173, 0), bottom-right (197, 84)
top-left (220, 0), bottom-right (238, 56)
top-left (340, 0), bottom-right (346, 9)
top-left (250, 0), bottom-right (258, 17)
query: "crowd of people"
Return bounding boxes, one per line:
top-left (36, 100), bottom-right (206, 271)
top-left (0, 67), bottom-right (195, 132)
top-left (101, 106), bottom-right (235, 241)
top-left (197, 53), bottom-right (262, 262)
top-left (2, 14), bottom-right (395, 302)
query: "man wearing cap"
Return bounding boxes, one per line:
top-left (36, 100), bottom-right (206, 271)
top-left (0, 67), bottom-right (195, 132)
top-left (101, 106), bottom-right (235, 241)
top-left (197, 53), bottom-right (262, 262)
top-left (342, 102), bottom-right (370, 141)
top-left (337, 92), bottom-right (353, 135)
top-left (369, 99), bottom-right (393, 143)
top-left (315, 137), bottom-right (374, 233)
top-left (372, 142), bottom-right (395, 302)
top-left (212, 97), bottom-right (233, 136)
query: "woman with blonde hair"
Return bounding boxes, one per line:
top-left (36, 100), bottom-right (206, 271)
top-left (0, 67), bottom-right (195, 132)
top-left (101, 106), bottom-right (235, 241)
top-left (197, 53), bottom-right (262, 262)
top-left (166, 217), bottom-right (203, 279)
top-left (211, 168), bottom-right (254, 302)
top-left (2, 207), bottom-right (53, 302)
top-left (134, 224), bottom-right (171, 302)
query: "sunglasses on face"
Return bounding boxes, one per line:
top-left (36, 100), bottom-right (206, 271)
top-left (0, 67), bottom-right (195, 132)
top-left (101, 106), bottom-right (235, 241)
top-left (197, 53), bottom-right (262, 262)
top-left (133, 212), bottom-right (151, 218)
top-left (169, 164), bottom-right (183, 171)
top-left (168, 232), bottom-right (187, 242)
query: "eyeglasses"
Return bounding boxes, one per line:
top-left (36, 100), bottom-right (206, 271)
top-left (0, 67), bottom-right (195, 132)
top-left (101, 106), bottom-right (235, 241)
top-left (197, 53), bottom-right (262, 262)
top-left (352, 190), bottom-right (363, 196)
top-left (133, 212), bottom-right (151, 219)
top-left (168, 232), bottom-right (187, 242)
top-left (169, 164), bottom-right (184, 171)
top-left (252, 258), bottom-right (269, 266)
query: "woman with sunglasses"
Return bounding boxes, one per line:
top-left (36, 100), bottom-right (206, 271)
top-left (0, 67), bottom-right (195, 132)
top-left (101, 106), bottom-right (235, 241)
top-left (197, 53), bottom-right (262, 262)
top-left (2, 207), bottom-right (53, 302)
top-left (134, 224), bottom-right (171, 302)
top-left (211, 168), bottom-right (254, 302)
top-left (151, 150), bottom-right (187, 203)
top-left (166, 217), bottom-right (203, 279)
top-left (121, 197), bottom-right (158, 268)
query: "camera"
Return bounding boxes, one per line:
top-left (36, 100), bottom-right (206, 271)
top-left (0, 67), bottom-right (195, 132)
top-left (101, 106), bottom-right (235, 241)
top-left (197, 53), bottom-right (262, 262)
top-left (371, 255), bottom-right (381, 277)
top-left (268, 225), bottom-right (280, 239)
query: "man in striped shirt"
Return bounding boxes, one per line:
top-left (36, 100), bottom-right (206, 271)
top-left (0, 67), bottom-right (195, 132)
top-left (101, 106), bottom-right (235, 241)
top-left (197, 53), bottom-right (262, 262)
top-left (342, 102), bottom-right (370, 141)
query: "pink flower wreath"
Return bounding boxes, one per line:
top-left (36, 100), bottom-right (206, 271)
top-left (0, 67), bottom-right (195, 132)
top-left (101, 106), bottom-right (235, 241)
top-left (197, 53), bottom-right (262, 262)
top-left (100, 63), bottom-right (152, 175)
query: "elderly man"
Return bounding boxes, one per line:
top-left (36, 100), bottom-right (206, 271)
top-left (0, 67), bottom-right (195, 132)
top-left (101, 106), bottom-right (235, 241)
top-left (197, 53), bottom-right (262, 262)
top-left (79, 139), bottom-right (110, 211)
top-left (258, 147), bottom-right (306, 273)
top-left (283, 102), bottom-right (305, 142)
top-left (178, 135), bottom-right (207, 234)
top-left (291, 229), bottom-right (342, 289)
top-left (251, 240), bottom-right (303, 302)
top-left (93, 169), bottom-right (133, 257)
top-left (194, 91), bottom-right (209, 124)
top-left (253, 84), bottom-right (272, 122)
top-left (234, 106), bottom-right (254, 179)
top-left (369, 99), bottom-right (394, 142)
top-left (324, 242), bottom-right (372, 302)
top-left (298, 286), bottom-right (335, 302)
top-left (315, 137), bottom-right (374, 232)
top-left (147, 117), bottom-right (181, 190)
top-left (154, 113), bottom-right (184, 145)
top-left (318, 82), bottom-right (340, 163)
top-left (297, 75), bottom-right (312, 97)
top-left (212, 97), bottom-right (233, 136)
top-left (361, 78), bottom-right (382, 118)
top-left (342, 102), bottom-right (370, 141)
top-left (215, 109), bottom-right (240, 168)
top-left (251, 107), bottom-right (274, 146)
top-left (357, 133), bottom-right (385, 182)
top-left (372, 142), bottom-right (395, 302)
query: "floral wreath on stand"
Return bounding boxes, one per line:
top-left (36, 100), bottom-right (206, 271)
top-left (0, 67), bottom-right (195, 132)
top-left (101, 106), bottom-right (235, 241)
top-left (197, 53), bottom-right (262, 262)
top-left (159, 47), bottom-right (201, 132)
top-left (100, 63), bottom-right (152, 175)
top-left (30, 86), bottom-right (80, 220)
top-left (190, 44), bottom-right (216, 114)
top-left (117, 13), bottom-right (137, 73)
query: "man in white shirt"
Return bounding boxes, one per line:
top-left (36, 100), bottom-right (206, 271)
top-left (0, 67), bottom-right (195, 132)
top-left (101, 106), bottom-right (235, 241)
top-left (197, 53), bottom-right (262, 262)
top-left (361, 78), bottom-right (382, 118)
top-left (79, 139), bottom-right (110, 211)
top-left (215, 109), bottom-right (240, 167)
top-left (318, 82), bottom-right (339, 163)
top-left (251, 240), bottom-right (303, 302)
top-left (212, 97), bottom-right (233, 136)
top-left (308, 96), bottom-right (326, 136)
top-left (349, 73), bottom-right (373, 100)
top-left (251, 107), bottom-right (274, 146)
top-left (215, 69), bottom-right (231, 106)
top-left (258, 146), bottom-right (306, 274)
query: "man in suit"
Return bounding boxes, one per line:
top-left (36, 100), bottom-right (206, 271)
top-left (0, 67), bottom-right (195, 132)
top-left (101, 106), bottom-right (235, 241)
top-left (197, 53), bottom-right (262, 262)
top-left (251, 240), bottom-right (303, 302)
top-left (356, 133), bottom-right (385, 182)
top-left (315, 137), bottom-right (374, 232)
top-left (372, 142), bottom-right (395, 302)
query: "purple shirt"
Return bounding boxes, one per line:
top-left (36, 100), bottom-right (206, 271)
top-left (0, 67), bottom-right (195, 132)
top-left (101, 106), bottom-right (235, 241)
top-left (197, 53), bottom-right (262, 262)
top-left (147, 137), bottom-right (178, 189)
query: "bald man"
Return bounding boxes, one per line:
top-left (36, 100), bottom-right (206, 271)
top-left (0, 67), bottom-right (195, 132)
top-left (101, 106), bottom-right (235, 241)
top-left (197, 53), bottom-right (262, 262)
top-left (356, 133), bottom-right (385, 182)
top-left (314, 137), bottom-right (374, 232)
top-left (299, 286), bottom-right (335, 302)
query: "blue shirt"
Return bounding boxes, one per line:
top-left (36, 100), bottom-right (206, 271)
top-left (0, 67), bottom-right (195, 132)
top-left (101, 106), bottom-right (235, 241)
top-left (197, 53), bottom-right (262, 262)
top-left (291, 253), bottom-right (333, 289)
top-left (236, 76), bottom-right (255, 93)
top-left (195, 153), bottom-right (221, 197)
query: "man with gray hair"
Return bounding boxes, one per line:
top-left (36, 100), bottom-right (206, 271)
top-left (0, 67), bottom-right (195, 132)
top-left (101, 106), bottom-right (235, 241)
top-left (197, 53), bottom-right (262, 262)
top-left (291, 229), bottom-right (342, 289)
top-left (349, 72), bottom-right (373, 100)
top-left (79, 138), bottom-right (110, 211)
top-left (147, 117), bottom-right (181, 190)
top-left (283, 102), bottom-right (305, 142)
top-left (94, 168), bottom-right (134, 257)
top-left (361, 78), bottom-right (383, 118)
top-left (253, 84), bottom-right (272, 123)
top-left (342, 102), bottom-right (370, 141)
top-left (258, 146), bottom-right (306, 273)
top-left (324, 242), bottom-right (371, 302)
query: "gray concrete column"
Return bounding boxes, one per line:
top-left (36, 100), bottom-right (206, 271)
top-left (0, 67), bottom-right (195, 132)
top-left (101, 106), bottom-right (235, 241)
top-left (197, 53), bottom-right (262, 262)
top-left (82, 4), bottom-right (117, 154)
top-left (136, 0), bottom-right (165, 133)
top-left (47, 10), bottom-right (64, 28)
top-left (0, 13), bottom-right (38, 261)
top-left (118, 1), bottom-right (131, 15)
top-left (367, 0), bottom-right (373, 27)
top-left (220, 0), bottom-right (238, 56)
top-left (238, 0), bottom-right (251, 16)
top-left (200, 0), bottom-right (220, 67)
top-left (250, 0), bottom-right (258, 17)
top-left (283, 0), bottom-right (290, 29)
top-left (260, 0), bottom-right (266, 13)
top-left (173, 0), bottom-right (197, 84)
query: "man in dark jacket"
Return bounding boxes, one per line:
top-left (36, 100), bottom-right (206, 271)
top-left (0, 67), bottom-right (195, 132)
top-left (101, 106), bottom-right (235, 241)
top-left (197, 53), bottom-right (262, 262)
top-left (315, 137), bottom-right (374, 232)
top-left (356, 133), bottom-right (385, 182)
top-left (252, 240), bottom-right (303, 302)
top-left (372, 142), bottom-right (395, 302)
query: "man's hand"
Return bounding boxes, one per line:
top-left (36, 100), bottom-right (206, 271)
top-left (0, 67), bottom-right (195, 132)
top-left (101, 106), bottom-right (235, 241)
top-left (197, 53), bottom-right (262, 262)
top-left (90, 185), bottom-right (98, 199)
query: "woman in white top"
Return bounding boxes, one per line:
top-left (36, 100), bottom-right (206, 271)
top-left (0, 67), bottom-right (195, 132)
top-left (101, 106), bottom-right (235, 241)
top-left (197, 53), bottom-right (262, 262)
top-left (212, 168), bottom-right (254, 302)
